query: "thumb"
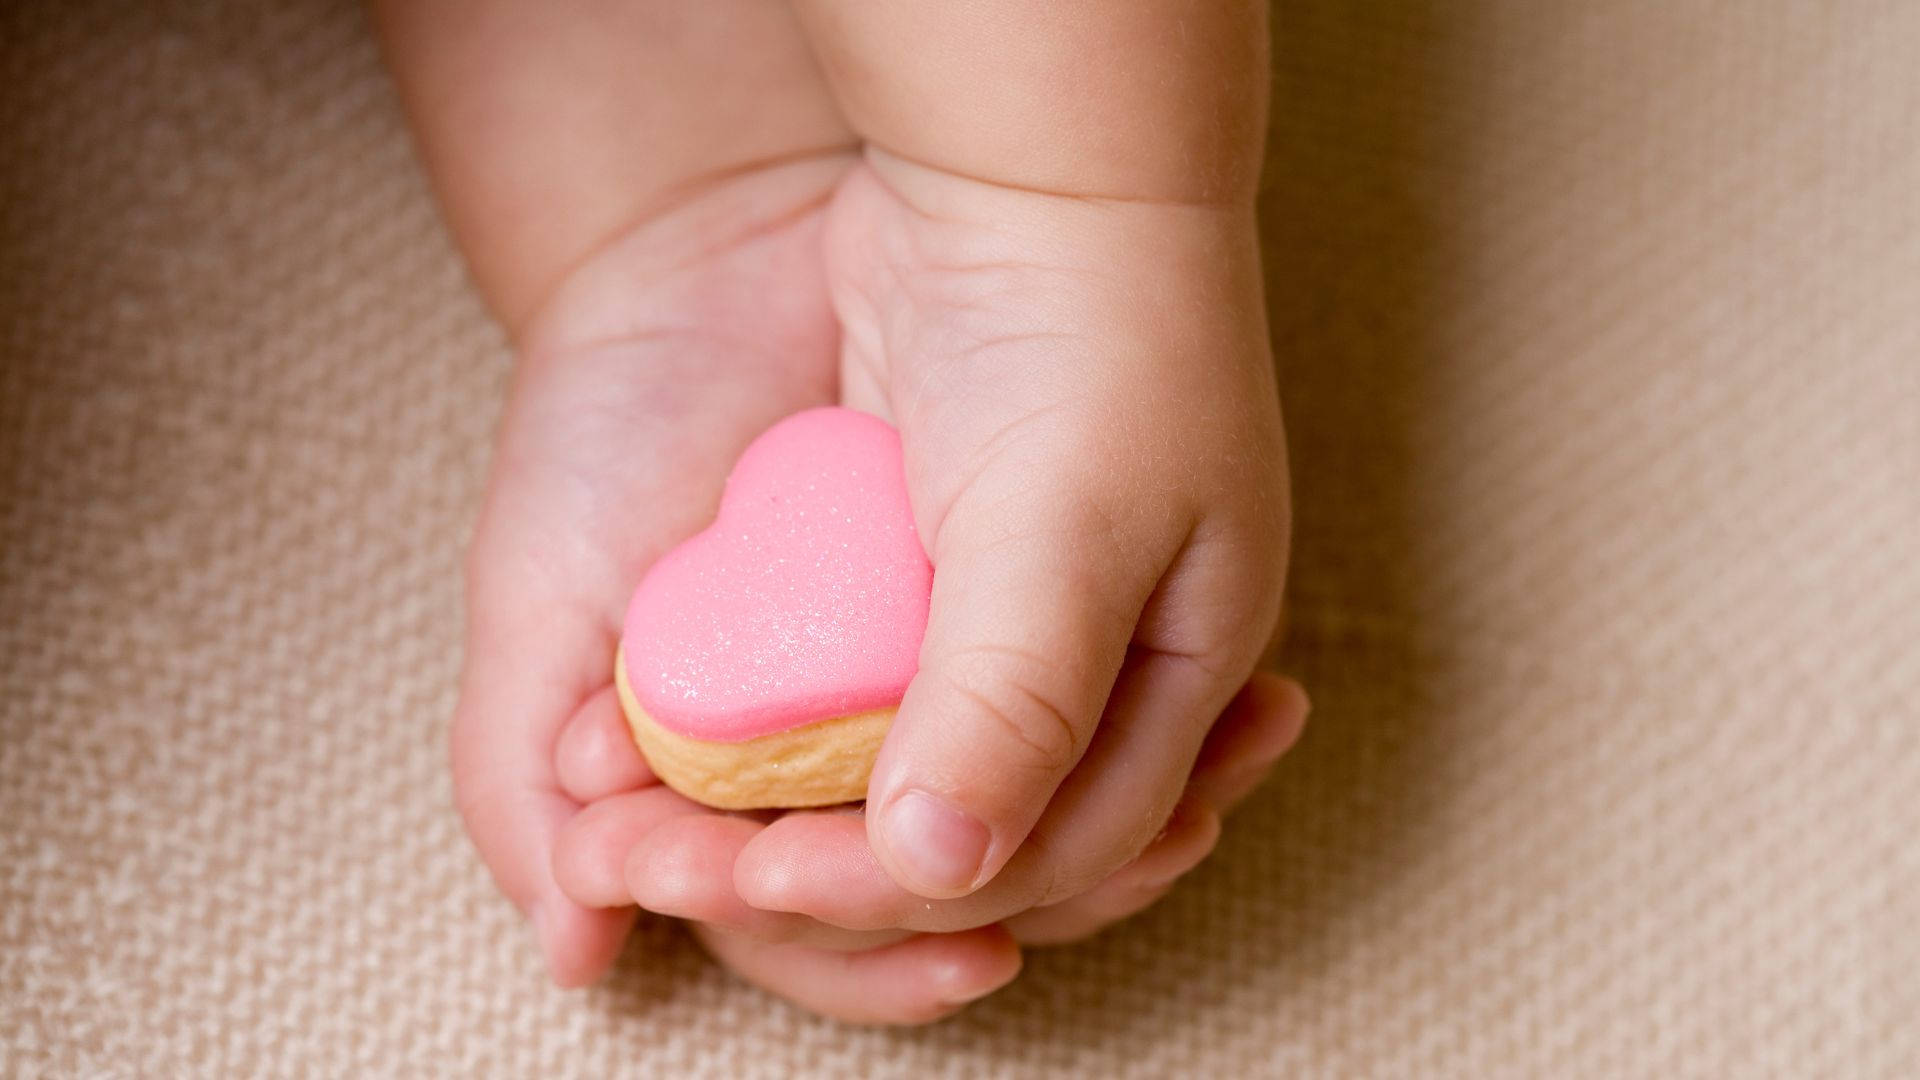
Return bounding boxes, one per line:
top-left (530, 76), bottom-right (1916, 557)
top-left (864, 469), bottom-right (1177, 899)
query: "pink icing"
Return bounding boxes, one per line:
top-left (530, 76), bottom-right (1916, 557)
top-left (620, 407), bottom-right (932, 741)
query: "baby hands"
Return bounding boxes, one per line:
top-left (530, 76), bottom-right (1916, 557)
top-left (536, 155), bottom-right (1306, 1021)
top-left (706, 153), bottom-right (1298, 930)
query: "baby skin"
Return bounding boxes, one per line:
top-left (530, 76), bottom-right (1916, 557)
top-left (375, 0), bottom-right (1308, 1023)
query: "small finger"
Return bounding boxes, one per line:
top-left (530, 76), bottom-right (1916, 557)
top-left (1003, 797), bottom-right (1220, 946)
top-left (486, 784), bottom-right (634, 987)
top-left (451, 611), bottom-right (632, 987)
top-left (736, 810), bottom-right (910, 932)
top-left (1187, 672), bottom-right (1310, 813)
top-left (628, 815), bottom-right (913, 951)
top-left (1001, 676), bottom-right (1306, 949)
top-left (554, 685), bottom-right (656, 803)
top-left (552, 786), bottom-right (710, 908)
top-left (693, 923), bottom-right (1022, 1025)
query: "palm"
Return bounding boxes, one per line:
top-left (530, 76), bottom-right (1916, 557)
top-left (454, 180), bottom-right (845, 985)
top-left (482, 218), bottom-right (843, 640)
top-left (814, 160), bottom-right (1123, 530)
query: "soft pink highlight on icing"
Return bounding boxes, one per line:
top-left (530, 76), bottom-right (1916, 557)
top-left (620, 408), bottom-right (931, 741)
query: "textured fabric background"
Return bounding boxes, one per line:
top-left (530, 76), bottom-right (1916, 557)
top-left (3, 1), bottom-right (1916, 1076)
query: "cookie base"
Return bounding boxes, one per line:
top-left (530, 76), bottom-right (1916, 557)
top-left (614, 647), bottom-right (894, 810)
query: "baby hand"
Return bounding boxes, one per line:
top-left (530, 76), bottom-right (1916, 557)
top-left (715, 153), bottom-right (1296, 932)
top-left (452, 163), bottom-right (1028, 1019)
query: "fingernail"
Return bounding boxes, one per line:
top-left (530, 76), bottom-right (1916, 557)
top-left (933, 939), bottom-right (1024, 1006)
top-left (881, 789), bottom-right (991, 896)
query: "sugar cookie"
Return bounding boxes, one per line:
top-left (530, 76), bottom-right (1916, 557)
top-left (616, 407), bottom-right (931, 809)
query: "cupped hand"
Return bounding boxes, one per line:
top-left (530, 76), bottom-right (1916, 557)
top-left (452, 158), bottom-right (1029, 1019)
top-left (716, 153), bottom-right (1297, 932)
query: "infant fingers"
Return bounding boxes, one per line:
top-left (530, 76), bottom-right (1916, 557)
top-left (1006, 672), bottom-right (1307, 946)
top-left (693, 923), bottom-right (1022, 1025)
top-left (554, 684), bottom-right (656, 803)
top-left (451, 606), bottom-right (637, 987)
top-left (1187, 672), bottom-right (1311, 813)
top-left (736, 810), bottom-right (917, 932)
top-left (552, 786), bottom-right (709, 908)
top-left (736, 669), bottom-right (1309, 935)
top-left (1002, 797), bottom-right (1220, 946)
top-left (628, 814), bottom-right (915, 951)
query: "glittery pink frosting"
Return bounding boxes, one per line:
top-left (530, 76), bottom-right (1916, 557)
top-left (620, 407), bottom-right (932, 741)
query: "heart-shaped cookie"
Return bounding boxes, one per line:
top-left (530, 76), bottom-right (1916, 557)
top-left (620, 407), bottom-right (932, 743)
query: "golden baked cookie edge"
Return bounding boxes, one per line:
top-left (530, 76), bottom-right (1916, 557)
top-left (613, 645), bottom-right (894, 810)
